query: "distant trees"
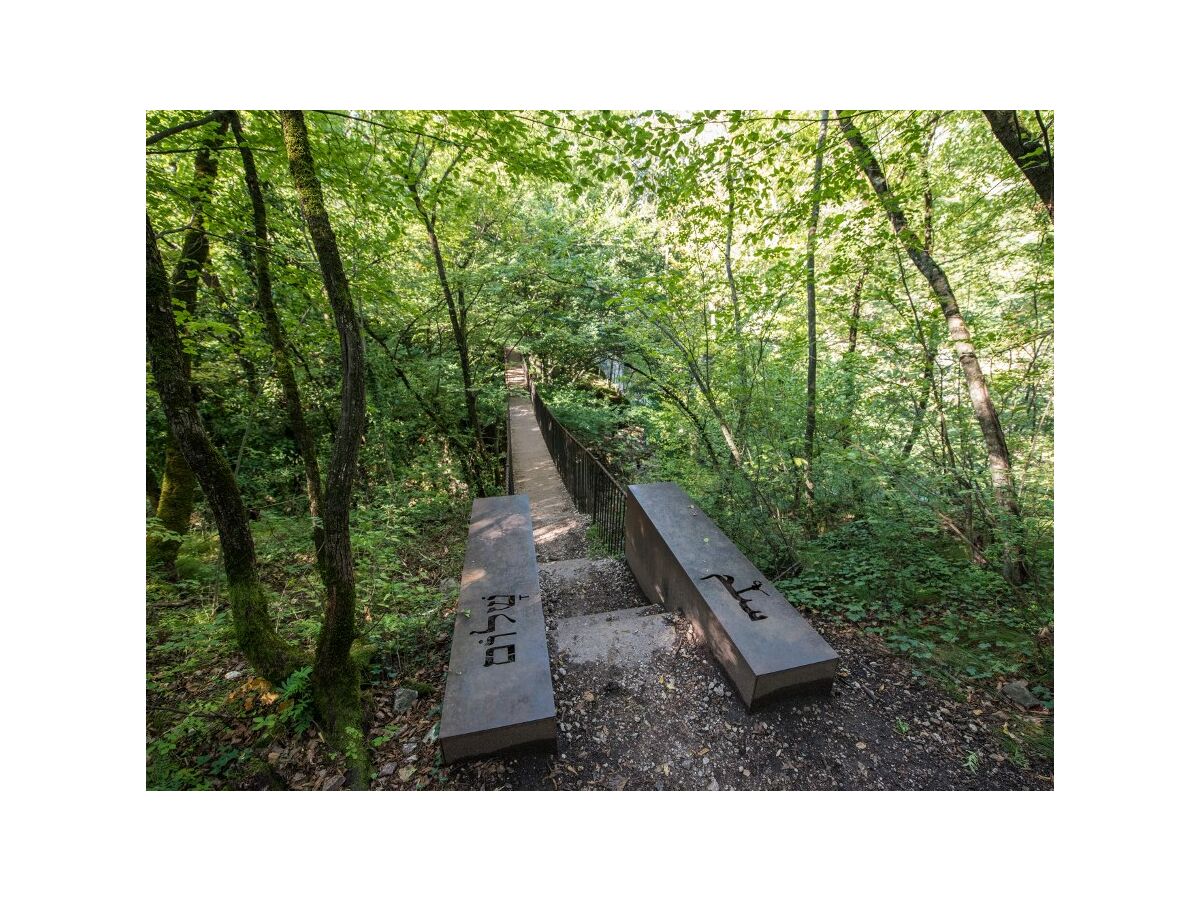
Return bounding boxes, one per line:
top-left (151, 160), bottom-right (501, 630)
top-left (550, 109), bottom-right (1051, 582)
top-left (840, 111), bottom-right (1028, 584)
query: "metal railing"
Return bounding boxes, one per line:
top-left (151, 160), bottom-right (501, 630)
top-left (529, 380), bottom-right (627, 556)
top-left (502, 349), bottom-right (525, 495)
top-left (503, 405), bottom-right (514, 496)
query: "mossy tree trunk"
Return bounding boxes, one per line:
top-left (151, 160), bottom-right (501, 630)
top-left (147, 436), bottom-right (197, 577)
top-left (280, 111), bottom-right (369, 787)
top-left (147, 217), bottom-right (304, 681)
top-left (147, 115), bottom-right (228, 578)
top-left (226, 111), bottom-right (326, 549)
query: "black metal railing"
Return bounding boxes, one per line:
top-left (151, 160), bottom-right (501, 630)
top-left (502, 349), bottom-right (525, 495)
top-left (530, 381), bottom-right (627, 556)
top-left (504, 400), bottom-right (514, 496)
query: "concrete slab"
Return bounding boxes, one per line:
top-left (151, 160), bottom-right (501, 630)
top-left (555, 606), bottom-right (676, 667)
top-left (440, 495), bottom-right (557, 763)
top-left (625, 482), bottom-right (838, 709)
top-left (539, 557), bottom-right (650, 618)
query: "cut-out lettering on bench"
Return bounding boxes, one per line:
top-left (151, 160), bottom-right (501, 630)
top-left (439, 494), bottom-right (556, 763)
top-left (701, 573), bottom-right (769, 621)
top-left (470, 594), bottom-right (526, 666)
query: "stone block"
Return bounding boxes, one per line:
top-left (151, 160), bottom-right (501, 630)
top-left (625, 482), bottom-right (838, 708)
top-left (440, 495), bottom-right (557, 763)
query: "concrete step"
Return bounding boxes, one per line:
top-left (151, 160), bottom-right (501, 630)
top-left (554, 605), bottom-right (677, 668)
top-left (539, 557), bottom-right (649, 618)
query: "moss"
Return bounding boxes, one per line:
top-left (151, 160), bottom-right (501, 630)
top-left (147, 440), bottom-right (196, 578)
top-left (227, 579), bottom-right (308, 684)
top-left (312, 659), bottom-right (369, 789)
top-left (348, 639), bottom-right (373, 671)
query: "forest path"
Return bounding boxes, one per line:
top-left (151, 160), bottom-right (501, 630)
top-left (369, 357), bottom-right (1051, 790)
top-left (508, 390), bottom-right (590, 562)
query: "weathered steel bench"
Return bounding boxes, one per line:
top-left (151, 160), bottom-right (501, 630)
top-left (625, 482), bottom-right (838, 709)
top-left (440, 494), bottom-right (557, 763)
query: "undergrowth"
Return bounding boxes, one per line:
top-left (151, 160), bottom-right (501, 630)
top-left (146, 482), bottom-right (470, 790)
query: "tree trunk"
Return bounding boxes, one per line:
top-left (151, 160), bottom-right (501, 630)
top-left (406, 181), bottom-right (487, 494)
top-left (226, 110), bottom-right (326, 549)
top-left (724, 151), bottom-right (750, 443)
top-left (840, 112), bottom-right (1028, 584)
top-left (148, 115), bottom-right (228, 577)
top-left (147, 436), bottom-right (197, 577)
top-left (280, 111), bottom-right (369, 785)
top-left (802, 110), bottom-right (829, 516)
top-left (900, 162), bottom-right (937, 462)
top-left (840, 268), bottom-right (866, 449)
top-left (147, 216), bottom-right (302, 680)
top-left (981, 110), bottom-right (1053, 220)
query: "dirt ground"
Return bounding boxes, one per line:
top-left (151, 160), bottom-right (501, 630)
top-left (353, 384), bottom-right (1053, 791)
top-left (354, 562), bottom-right (1052, 792)
top-left (240, 376), bottom-right (1051, 791)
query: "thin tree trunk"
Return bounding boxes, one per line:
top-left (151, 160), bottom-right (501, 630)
top-left (147, 216), bottom-right (302, 681)
top-left (840, 112), bottom-right (1028, 584)
top-left (724, 151), bottom-right (750, 443)
top-left (847, 271), bottom-right (864, 354)
top-left (406, 182), bottom-right (487, 494)
top-left (981, 110), bottom-right (1053, 220)
top-left (226, 110), bottom-right (326, 548)
top-left (900, 166), bottom-right (937, 462)
top-left (840, 268), bottom-right (867, 449)
top-left (362, 320), bottom-right (479, 490)
top-left (802, 110), bottom-right (829, 516)
top-left (148, 116), bottom-right (228, 577)
top-left (280, 110), bottom-right (369, 785)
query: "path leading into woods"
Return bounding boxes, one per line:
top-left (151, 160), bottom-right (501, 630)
top-left (507, 377), bottom-right (591, 563)
top-left (363, 359), bottom-right (1052, 790)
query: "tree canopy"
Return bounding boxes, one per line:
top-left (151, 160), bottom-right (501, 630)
top-left (147, 109), bottom-right (1053, 790)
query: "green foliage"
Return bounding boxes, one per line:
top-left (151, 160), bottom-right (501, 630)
top-left (775, 512), bottom-right (1052, 693)
top-left (252, 666), bottom-right (314, 738)
top-left (963, 751), bottom-right (981, 775)
top-left (147, 109), bottom-right (1054, 784)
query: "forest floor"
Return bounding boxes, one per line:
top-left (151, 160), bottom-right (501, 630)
top-left (146, 384), bottom-right (1052, 791)
top-left (366, 607), bottom-right (1053, 790)
top-left (146, 536), bottom-right (1052, 790)
top-left (354, 383), bottom-right (1051, 791)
